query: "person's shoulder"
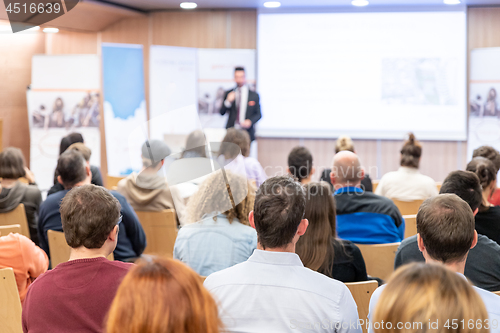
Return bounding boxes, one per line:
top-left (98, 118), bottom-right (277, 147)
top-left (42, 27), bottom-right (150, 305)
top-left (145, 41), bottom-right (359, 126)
top-left (103, 259), bottom-right (134, 272)
top-left (399, 234), bottom-right (418, 248)
top-left (110, 190), bottom-right (127, 203)
top-left (41, 189), bottom-right (67, 206)
top-left (473, 286), bottom-right (500, 314)
top-left (475, 234), bottom-right (500, 253)
top-left (364, 191), bottom-right (396, 206)
top-left (203, 261), bottom-right (249, 289)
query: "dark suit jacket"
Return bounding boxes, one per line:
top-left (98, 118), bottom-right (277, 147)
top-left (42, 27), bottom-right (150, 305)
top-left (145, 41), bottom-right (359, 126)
top-left (219, 88), bottom-right (262, 141)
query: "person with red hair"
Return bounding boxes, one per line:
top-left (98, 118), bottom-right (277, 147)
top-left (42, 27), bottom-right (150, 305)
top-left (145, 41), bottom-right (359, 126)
top-left (106, 258), bottom-right (222, 333)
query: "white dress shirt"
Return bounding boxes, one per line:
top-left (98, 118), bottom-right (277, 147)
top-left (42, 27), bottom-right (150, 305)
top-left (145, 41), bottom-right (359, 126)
top-left (368, 273), bottom-right (500, 333)
top-left (375, 166), bottom-right (438, 201)
top-left (204, 249), bottom-right (362, 333)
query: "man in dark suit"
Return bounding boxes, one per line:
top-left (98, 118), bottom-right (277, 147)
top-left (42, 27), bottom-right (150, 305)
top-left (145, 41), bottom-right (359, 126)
top-left (219, 67), bottom-right (262, 142)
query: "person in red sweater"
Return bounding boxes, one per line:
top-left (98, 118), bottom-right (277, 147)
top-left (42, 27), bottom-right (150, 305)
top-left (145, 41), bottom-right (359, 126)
top-left (22, 184), bottom-right (133, 333)
top-left (473, 145), bottom-right (500, 206)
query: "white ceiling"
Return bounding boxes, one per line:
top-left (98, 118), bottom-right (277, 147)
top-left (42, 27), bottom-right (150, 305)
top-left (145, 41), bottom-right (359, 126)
top-left (100, 0), bottom-right (500, 12)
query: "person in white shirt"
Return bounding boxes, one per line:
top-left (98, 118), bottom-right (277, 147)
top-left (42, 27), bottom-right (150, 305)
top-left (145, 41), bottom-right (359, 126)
top-left (204, 175), bottom-right (361, 333)
top-left (375, 133), bottom-right (438, 201)
top-left (368, 194), bottom-right (500, 333)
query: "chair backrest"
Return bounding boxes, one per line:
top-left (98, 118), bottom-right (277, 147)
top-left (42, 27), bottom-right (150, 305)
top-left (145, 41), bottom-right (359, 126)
top-left (0, 204), bottom-right (30, 239)
top-left (47, 230), bottom-right (114, 267)
top-left (403, 214), bottom-right (417, 239)
top-left (0, 224), bottom-right (22, 237)
top-left (106, 175), bottom-right (125, 190)
top-left (0, 268), bottom-right (22, 333)
top-left (392, 199), bottom-right (424, 216)
top-left (436, 182), bottom-right (442, 192)
top-left (372, 180), bottom-right (379, 192)
top-left (493, 291), bottom-right (500, 297)
top-left (356, 243), bottom-right (400, 281)
top-left (345, 280), bottom-right (379, 333)
top-left (135, 209), bottom-right (177, 257)
top-left (200, 276), bottom-right (207, 283)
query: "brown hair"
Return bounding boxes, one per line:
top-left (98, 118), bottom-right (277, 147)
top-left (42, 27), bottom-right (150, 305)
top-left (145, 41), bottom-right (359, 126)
top-left (416, 194), bottom-right (475, 264)
top-left (0, 147), bottom-right (26, 179)
top-left (335, 136), bottom-right (355, 154)
top-left (60, 184), bottom-right (121, 249)
top-left (67, 142), bottom-right (91, 161)
top-left (473, 145), bottom-right (500, 172)
top-left (373, 263), bottom-right (488, 333)
top-left (296, 182), bottom-right (337, 277)
top-left (56, 150), bottom-right (88, 189)
top-left (288, 146), bottom-right (313, 182)
top-left (400, 133), bottom-right (422, 168)
top-left (466, 157), bottom-right (497, 190)
top-left (220, 128), bottom-right (251, 158)
top-left (106, 258), bottom-right (222, 333)
top-left (187, 170), bottom-right (255, 225)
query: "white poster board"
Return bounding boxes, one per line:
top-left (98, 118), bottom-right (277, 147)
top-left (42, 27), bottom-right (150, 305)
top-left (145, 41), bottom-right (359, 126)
top-left (468, 47), bottom-right (500, 183)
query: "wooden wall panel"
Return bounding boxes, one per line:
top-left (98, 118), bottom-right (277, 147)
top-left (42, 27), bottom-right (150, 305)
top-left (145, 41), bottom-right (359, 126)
top-left (468, 7), bottom-right (500, 50)
top-left (229, 11), bottom-right (257, 49)
top-left (49, 31), bottom-right (98, 54)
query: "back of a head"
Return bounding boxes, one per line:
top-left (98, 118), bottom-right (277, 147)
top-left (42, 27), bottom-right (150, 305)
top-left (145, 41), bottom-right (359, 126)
top-left (466, 157), bottom-right (497, 190)
top-left (335, 136), bottom-right (355, 154)
top-left (183, 130), bottom-right (207, 158)
top-left (473, 145), bottom-right (500, 173)
top-left (440, 170), bottom-right (482, 212)
top-left (416, 194), bottom-right (475, 263)
top-left (0, 147), bottom-right (26, 179)
top-left (332, 150), bottom-right (362, 185)
top-left (106, 258), bottom-right (221, 333)
top-left (59, 132), bottom-right (84, 156)
top-left (56, 150), bottom-right (87, 188)
top-left (254, 175), bottom-right (306, 249)
top-left (373, 263), bottom-right (488, 333)
top-left (296, 182), bottom-right (336, 276)
top-left (187, 170), bottom-right (254, 225)
top-left (60, 184), bottom-right (121, 249)
top-left (221, 128), bottom-right (250, 158)
top-left (287, 146), bottom-right (313, 182)
top-left (141, 139), bottom-right (171, 168)
top-left (400, 132), bottom-right (422, 168)
top-left (67, 142), bottom-right (91, 162)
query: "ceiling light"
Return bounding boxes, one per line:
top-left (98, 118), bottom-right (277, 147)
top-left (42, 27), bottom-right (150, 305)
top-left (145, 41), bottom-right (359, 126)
top-left (26, 26), bottom-right (40, 31)
top-left (443, 0), bottom-right (460, 4)
top-left (352, 0), bottom-right (369, 6)
top-left (0, 26), bottom-right (12, 32)
top-left (43, 27), bottom-right (59, 33)
top-left (180, 2), bottom-right (197, 9)
top-left (263, 1), bottom-right (281, 7)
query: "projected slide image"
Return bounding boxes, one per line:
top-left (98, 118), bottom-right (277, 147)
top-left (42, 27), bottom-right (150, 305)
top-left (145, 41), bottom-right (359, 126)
top-left (381, 58), bottom-right (458, 106)
top-left (470, 85), bottom-right (500, 118)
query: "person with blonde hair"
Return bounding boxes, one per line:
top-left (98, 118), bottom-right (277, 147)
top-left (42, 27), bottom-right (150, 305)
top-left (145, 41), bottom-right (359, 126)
top-left (320, 135), bottom-right (373, 192)
top-left (368, 194), bottom-right (500, 333)
top-left (174, 170), bottom-right (257, 276)
top-left (106, 258), bottom-right (222, 333)
top-left (372, 263), bottom-right (489, 333)
top-left (375, 133), bottom-right (438, 201)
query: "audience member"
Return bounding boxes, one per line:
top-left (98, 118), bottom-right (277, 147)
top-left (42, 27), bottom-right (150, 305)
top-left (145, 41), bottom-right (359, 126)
top-left (372, 263), bottom-right (489, 333)
top-left (23, 185), bottom-right (133, 333)
top-left (287, 146), bottom-right (315, 185)
top-left (204, 175), bottom-right (361, 333)
top-left (332, 151), bottom-right (404, 244)
top-left (375, 133), bottom-right (438, 201)
top-left (106, 258), bottom-right (222, 333)
top-left (38, 150), bottom-right (146, 262)
top-left (395, 170), bottom-right (500, 291)
top-left (174, 170), bottom-right (256, 276)
top-left (0, 231), bottom-right (48, 302)
top-left (117, 140), bottom-right (177, 212)
top-left (320, 136), bottom-right (373, 192)
top-left (219, 128), bottom-right (267, 187)
top-left (466, 157), bottom-right (500, 246)
top-left (48, 133), bottom-right (103, 196)
top-left (369, 194), bottom-right (500, 332)
top-left (473, 145), bottom-right (500, 206)
top-left (296, 182), bottom-right (367, 282)
top-left (0, 148), bottom-right (42, 244)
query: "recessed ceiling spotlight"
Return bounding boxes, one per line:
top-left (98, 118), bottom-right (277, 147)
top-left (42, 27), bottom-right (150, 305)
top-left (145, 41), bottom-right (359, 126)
top-left (443, 0), bottom-right (460, 4)
top-left (26, 26), bottom-right (40, 31)
top-left (180, 2), bottom-right (197, 9)
top-left (352, 0), bottom-right (369, 6)
top-left (43, 27), bottom-right (59, 33)
top-left (263, 1), bottom-right (281, 8)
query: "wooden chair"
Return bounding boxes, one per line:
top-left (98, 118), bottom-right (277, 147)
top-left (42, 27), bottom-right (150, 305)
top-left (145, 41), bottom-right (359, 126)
top-left (493, 291), bottom-right (500, 297)
top-left (372, 180), bottom-right (379, 192)
top-left (345, 280), bottom-right (378, 333)
top-left (200, 276), bottom-right (207, 283)
top-left (0, 268), bottom-right (22, 333)
top-left (0, 204), bottom-right (30, 239)
top-left (436, 182), bottom-right (442, 192)
top-left (48, 230), bottom-right (114, 267)
top-left (392, 199), bottom-right (424, 216)
top-left (0, 224), bottom-right (22, 237)
top-left (403, 214), bottom-right (417, 239)
top-left (106, 175), bottom-right (125, 190)
top-left (135, 209), bottom-right (178, 257)
top-left (356, 243), bottom-right (400, 281)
